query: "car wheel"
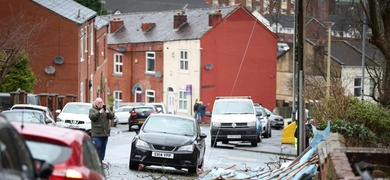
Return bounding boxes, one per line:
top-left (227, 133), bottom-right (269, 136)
top-left (210, 138), bottom-right (217, 147)
top-left (257, 133), bottom-right (262, 142)
top-left (269, 128), bottom-right (272, 138)
top-left (251, 140), bottom-right (258, 147)
top-left (263, 129), bottom-right (270, 138)
top-left (129, 159), bottom-right (139, 170)
top-left (188, 165), bottom-right (197, 174)
top-left (128, 124), bottom-right (132, 132)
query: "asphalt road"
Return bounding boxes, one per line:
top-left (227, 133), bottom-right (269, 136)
top-left (103, 123), bottom-right (297, 180)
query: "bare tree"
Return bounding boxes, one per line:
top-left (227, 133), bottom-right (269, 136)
top-left (0, 12), bottom-right (44, 87)
top-left (361, 0), bottom-right (390, 107)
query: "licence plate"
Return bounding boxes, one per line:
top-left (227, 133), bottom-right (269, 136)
top-left (138, 120), bottom-right (144, 124)
top-left (227, 135), bottom-right (241, 139)
top-left (277, 121), bottom-right (284, 124)
top-left (152, 152), bottom-right (174, 159)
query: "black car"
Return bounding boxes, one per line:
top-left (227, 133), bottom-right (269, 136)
top-left (128, 105), bottom-right (158, 131)
top-left (129, 114), bottom-right (207, 174)
top-left (0, 114), bottom-right (53, 179)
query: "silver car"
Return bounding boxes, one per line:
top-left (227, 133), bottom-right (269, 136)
top-left (264, 108), bottom-right (285, 130)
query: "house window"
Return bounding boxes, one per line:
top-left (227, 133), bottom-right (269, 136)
top-left (178, 90), bottom-right (187, 110)
top-left (145, 90), bottom-right (155, 103)
top-left (90, 23), bottom-right (94, 55)
top-left (146, 52), bottom-right (155, 73)
top-left (369, 78), bottom-right (374, 96)
top-left (84, 26), bottom-right (88, 53)
top-left (80, 29), bottom-right (84, 62)
top-left (114, 53), bottom-right (123, 75)
top-left (180, 50), bottom-right (188, 71)
top-left (354, 77), bottom-right (362, 97)
top-left (114, 90), bottom-right (122, 102)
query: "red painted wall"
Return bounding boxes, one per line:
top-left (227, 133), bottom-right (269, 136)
top-left (200, 7), bottom-right (277, 110)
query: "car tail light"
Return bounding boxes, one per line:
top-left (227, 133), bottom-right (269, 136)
top-left (50, 168), bottom-right (84, 179)
top-left (130, 112), bottom-right (137, 117)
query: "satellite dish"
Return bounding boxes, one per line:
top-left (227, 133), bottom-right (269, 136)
top-left (54, 56), bottom-right (64, 64)
top-left (117, 46), bottom-right (126, 53)
top-left (45, 66), bottom-right (56, 74)
top-left (205, 63), bottom-right (213, 70)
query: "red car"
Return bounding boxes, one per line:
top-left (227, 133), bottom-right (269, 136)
top-left (11, 122), bottom-right (105, 180)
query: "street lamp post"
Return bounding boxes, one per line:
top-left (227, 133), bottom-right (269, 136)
top-left (325, 21), bottom-right (334, 98)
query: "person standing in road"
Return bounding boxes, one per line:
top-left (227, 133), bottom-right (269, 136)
top-left (199, 103), bottom-right (209, 124)
top-left (193, 99), bottom-right (200, 121)
top-left (89, 97), bottom-right (115, 163)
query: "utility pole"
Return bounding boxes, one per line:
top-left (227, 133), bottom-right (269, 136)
top-left (325, 22), bottom-right (334, 98)
top-left (296, 0), bottom-right (306, 155)
top-left (361, 0), bottom-right (367, 101)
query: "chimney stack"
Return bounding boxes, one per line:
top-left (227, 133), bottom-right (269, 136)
top-left (173, 11), bottom-right (187, 29)
top-left (209, 9), bottom-right (222, 27)
top-left (141, 22), bottom-right (156, 32)
top-left (110, 17), bottom-right (124, 33)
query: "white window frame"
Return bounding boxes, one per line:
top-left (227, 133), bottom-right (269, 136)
top-left (179, 50), bottom-right (189, 71)
top-left (90, 23), bottom-right (94, 55)
top-left (146, 52), bottom-right (155, 73)
top-left (114, 90), bottom-right (122, 102)
top-left (114, 53), bottom-right (123, 75)
top-left (354, 77), bottom-right (362, 97)
top-left (145, 90), bottom-right (155, 103)
top-left (178, 90), bottom-right (187, 111)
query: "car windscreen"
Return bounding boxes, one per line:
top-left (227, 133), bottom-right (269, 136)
top-left (2, 111), bottom-right (45, 124)
top-left (143, 116), bottom-right (195, 136)
top-left (213, 101), bottom-right (255, 115)
top-left (25, 140), bottom-right (72, 164)
top-left (63, 104), bottom-right (91, 115)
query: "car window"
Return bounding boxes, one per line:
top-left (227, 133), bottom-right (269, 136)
top-left (83, 138), bottom-right (104, 175)
top-left (214, 101), bottom-right (254, 115)
top-left (2, 111), bottom-right (45, 124)
top-left (264, 108), bottom-right (272, 115)
top-left (0, 125), bottom-right (35, 179)
top-left (63, 104), bottom-right (91, 115)
top-left (133, 107), bottom-right (154, 113)
top-left (255, 108), bottom-right (264, 116)
top-left (143, 116), bottom-right (195, 136)
top-left (25, 140), bottom-right (72, 164)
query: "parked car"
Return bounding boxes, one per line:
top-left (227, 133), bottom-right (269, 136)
top-left (114, 106), bottom-right (133, 124)
top-left (128, 104), bottom-right (158, 131)
top-left (11, 104), bottom-right (55, 123)
top-left (11, 121), bottom-right (105, 179)
top-left (264, 107), bottom-right (285, 129)
top-left (0, 114), bottom-right (53, 179)
top-left (55, 102), bottom-right (93, 135)
top-left (148, 102), bottom-right (167, 114)
top-left (129, 114), bottom-right (207, 174)
top-left (254, 104), bottom-right (271, 138)
top-left (1, 109), bottom-right (55, 125)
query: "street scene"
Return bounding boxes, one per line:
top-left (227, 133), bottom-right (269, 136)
top-left (1, 0), bottom-right (390, 179)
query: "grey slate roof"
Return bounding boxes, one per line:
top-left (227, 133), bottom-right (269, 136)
top-left (33, 0), bottom-right (97, 24)
top-left (107, 7), bottom-right (237, 44)
top-left (104, 0), bottom-right (210, 14)
top-left (95, 16), bottom-right (109, 30)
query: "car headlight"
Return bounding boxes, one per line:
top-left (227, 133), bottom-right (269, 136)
top-left (135, 139), bottom-right (150, 149)
top-left (211, 122), bottom-right (221, 128)
top-left (247, 121), bottom-right (256, 127)
top-left (177, 144), bottom-right (194, 152)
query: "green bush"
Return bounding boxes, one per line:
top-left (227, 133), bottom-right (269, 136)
top-left (315, 97), bottom-right (390, 147)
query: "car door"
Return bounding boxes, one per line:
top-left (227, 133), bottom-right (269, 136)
top-left (83, 137), bottom-right (105, 179)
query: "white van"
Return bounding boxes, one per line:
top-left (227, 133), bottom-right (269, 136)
top-left (209, 96), bottom-right (261, 147)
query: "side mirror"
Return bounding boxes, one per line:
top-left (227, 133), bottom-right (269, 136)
top-left (55, 109), bottom-right (61, 114)
top-left (131, 125), bottom-right (140, 134)
top-left (199, 133), bottom-right (207, 139)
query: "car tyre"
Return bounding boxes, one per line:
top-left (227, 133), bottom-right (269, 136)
top-left (129, 159), bottom-right (139, 170)
top-left (251, 140), bottom-right (258, 147)
top-left (257, 133), bottom-right (262, 142)
top-left (263, 129), bottom-right (270, 138)
top-left (210, 138), bottom-right (217, 147)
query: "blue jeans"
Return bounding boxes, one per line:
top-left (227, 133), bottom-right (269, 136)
top-left (194, 111), bottom-right (202, 122)
top-left (92, 137), bottom-right (108, 161)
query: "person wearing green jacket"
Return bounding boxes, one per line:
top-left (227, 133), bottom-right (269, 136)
top-left (89, 97), bottom-right (115, 162)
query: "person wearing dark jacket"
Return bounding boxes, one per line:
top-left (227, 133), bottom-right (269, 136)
top-left (89, 97), bottom-right (115, 162)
